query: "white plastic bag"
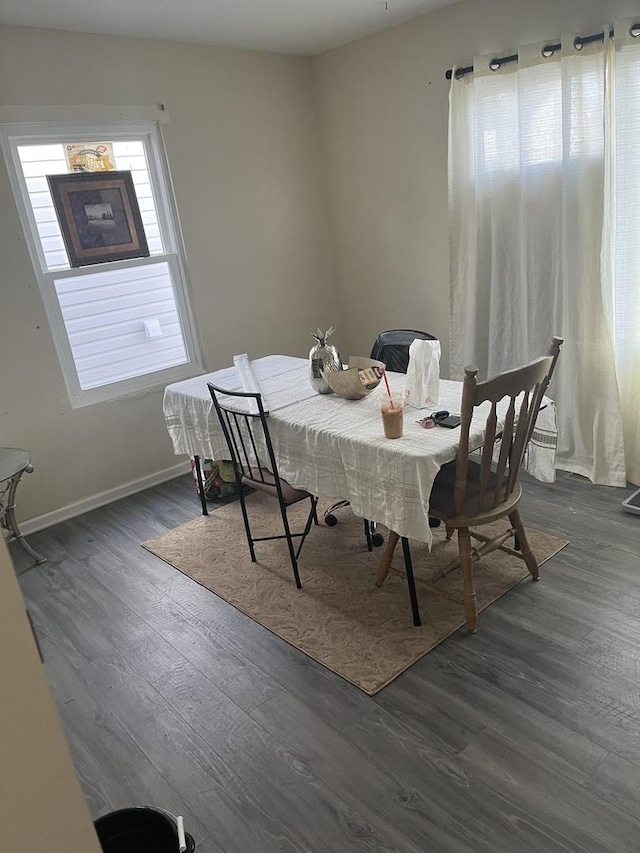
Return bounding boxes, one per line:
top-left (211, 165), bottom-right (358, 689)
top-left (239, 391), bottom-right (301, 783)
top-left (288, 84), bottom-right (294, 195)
top-left (404, 339), bottom-right (440, 409)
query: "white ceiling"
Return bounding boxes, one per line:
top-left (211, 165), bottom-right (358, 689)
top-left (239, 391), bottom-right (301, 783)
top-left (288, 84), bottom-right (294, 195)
top-left (0, 0), bottom-right (460, 56)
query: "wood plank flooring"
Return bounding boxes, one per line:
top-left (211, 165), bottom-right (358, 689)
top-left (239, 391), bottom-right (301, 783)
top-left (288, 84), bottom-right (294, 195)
top-left (12, 472), bottom-right (640, 852)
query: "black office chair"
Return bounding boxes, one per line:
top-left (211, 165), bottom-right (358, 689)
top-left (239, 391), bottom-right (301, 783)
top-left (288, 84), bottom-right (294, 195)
top-left (208, 383), bottom-right (318, 589)
top-left (323, 329), bottom-right (438, 543)
top-left (370, 329), bottom-right (437, 372)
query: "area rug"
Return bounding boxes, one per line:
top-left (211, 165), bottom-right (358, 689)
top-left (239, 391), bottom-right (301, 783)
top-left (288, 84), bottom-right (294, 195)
top-left (143, 493), bottom-right (567, 694)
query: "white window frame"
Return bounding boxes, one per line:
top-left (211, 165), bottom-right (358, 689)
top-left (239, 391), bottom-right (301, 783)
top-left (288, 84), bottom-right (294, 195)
top-left (0, 120), bottom-right (203, 407)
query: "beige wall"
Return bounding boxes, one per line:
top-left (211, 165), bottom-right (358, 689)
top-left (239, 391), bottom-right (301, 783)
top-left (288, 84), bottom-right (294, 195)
top-left (313, 0), bottom-right (638, 375)
top-left (0, 25), bottom-right (337, 522)
top-left (0, 538), bottom-right (102, 851)
top-left (3, 2), bottom-right (637, 523)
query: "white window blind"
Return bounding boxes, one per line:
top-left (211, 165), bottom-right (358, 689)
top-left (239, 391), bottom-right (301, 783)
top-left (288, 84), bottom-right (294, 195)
top-left (55, 261), bottom-right (187, 390)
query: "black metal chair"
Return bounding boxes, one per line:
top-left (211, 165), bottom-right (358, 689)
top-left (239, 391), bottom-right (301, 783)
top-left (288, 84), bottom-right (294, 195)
top-left (323, 329), bottom-right (438, 543)
top-left (208, 383), bottom-right (318, 589)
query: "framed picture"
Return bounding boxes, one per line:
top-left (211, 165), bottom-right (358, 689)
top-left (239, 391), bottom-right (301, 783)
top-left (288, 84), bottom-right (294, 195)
top-left (47, 170), bottom-right (149, 267)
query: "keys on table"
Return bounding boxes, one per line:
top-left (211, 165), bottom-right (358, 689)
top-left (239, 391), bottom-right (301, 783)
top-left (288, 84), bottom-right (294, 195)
top-left (416, 410), bottom-right (450, 429)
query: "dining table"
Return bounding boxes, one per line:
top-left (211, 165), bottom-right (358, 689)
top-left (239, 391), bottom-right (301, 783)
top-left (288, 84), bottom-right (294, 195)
top-left (163, 355), bottom-right (558, 548)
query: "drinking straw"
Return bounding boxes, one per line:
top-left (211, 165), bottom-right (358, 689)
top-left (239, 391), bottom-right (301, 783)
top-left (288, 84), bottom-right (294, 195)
top-left (382, 369), bottom-right (395, 408)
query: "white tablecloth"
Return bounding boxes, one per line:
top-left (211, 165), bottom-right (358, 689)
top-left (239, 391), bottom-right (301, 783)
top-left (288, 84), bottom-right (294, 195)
top-left (163, 356), bottom-right (317, 460)
top-left (163, 355), bottom-right (557, 545)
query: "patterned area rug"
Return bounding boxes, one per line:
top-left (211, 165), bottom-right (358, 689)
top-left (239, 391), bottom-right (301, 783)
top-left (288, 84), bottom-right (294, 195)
top-left (143, 493), bottom-right (567, 694)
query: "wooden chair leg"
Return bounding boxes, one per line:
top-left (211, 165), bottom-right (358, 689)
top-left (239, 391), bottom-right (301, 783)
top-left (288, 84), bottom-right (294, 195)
top-left (376, 530), bottom-right (399, 587)
top-left (445, 524), bottom-right (454, 540)
top-left (509, 508), bottom-right (539, 580)
top-left (458, 527), bottom-right (477, 633)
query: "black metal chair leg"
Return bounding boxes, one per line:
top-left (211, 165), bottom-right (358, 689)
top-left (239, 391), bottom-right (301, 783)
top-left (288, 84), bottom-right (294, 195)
top-left (277, 500), bottom-right (302, 589)
top-left (371, 523), bottom-right (385, 548)
top-left (295, 498), bottom-right (318, 560)
top-left (193, 455), bottom-right (209, 516)
top-left (363, 518), bottom-right (373, 551)
top-left (401, 537), bottom-right (422, 627)
top-left (236, 480), bottom-right (256, 562)
top-left (323, 499), bottom-right (350, 525)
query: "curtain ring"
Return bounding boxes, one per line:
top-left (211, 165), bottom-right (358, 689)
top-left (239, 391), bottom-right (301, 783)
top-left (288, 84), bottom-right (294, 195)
top-left (489, 58), bottom-right (501, 71)
top-left (630, 23), bottom-right (640, 38)
top-left (454, 67), bottom-right (465, 80)
top-left (541, 44), bottom-right (555, 58)
top-left (573, 36), bottom-right (584, 50)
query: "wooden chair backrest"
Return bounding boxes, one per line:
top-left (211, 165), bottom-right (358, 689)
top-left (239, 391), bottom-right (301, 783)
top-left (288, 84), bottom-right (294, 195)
top-left (208, 383), bottom-right (281, 491)
top-left (454, 337), bottom-right (563, 517)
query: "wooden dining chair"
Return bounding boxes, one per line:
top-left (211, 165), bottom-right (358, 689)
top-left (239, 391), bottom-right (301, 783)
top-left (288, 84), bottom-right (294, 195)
top-left (376, 336), bottom-right (563, 629)
top-left (208, 383), bottom-right (318, 589)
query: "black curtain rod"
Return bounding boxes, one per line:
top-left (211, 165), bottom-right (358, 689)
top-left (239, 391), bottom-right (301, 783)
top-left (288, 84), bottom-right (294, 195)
top-left (445, 27), bottom-right (616, 81)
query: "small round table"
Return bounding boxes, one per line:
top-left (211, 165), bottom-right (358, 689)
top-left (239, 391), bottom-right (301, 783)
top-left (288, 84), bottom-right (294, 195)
top-left (0, 447), bottom-right (46, 565)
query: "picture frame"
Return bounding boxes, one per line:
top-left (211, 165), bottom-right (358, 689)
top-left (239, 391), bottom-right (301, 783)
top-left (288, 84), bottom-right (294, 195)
top-left (47, 170), bottom-right (150, 267)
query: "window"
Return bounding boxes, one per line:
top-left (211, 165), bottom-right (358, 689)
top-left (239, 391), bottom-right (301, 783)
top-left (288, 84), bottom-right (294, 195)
top-left (1, 122), bottom-right (202, 406)
top-left (475, 62), bottom-right (603, 176)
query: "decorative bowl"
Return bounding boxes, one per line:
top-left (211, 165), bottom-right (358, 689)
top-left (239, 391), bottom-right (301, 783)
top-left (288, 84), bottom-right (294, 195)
top-left (323, 356), bottom-right (386, 400)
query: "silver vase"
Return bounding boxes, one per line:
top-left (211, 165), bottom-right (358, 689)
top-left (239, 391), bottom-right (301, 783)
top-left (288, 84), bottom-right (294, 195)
top-left (309, 343), bottom-right (341, 394)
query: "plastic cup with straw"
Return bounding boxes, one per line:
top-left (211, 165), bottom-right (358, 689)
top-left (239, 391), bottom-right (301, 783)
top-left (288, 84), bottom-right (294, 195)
top-left (380, 369), bottom-right (404, 438)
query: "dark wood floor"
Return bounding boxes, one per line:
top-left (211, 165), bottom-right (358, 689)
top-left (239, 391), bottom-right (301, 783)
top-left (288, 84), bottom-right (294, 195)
top-left (13, 472), bottom-right (640, 853)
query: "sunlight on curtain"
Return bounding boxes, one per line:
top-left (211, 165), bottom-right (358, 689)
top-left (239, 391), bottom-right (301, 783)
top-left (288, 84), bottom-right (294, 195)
top-left (449, 36), bottom-right (627, 487)
top-left (603, 22), bottom-right (640, 485)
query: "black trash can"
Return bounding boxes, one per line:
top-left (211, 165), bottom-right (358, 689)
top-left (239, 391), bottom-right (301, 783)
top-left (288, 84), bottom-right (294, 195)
top-left (94, 807), bottom-right (196, 853)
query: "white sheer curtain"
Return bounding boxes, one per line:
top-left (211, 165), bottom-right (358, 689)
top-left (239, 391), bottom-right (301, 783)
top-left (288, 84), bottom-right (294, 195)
top-left (603, 22), bottom-right (640, 485)
top-left (448, 32), bottom-right (628, 487)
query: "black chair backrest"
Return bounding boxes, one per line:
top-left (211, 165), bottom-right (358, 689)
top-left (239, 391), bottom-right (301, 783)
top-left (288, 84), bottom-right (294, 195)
top-left (370, 329), bottom-right (437, 374)
top-left (207, 383), bottom-right (283, 491)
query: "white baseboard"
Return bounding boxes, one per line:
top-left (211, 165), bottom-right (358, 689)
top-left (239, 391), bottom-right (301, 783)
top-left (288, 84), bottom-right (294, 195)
top-left (20, 460), bottom-right (192, 536)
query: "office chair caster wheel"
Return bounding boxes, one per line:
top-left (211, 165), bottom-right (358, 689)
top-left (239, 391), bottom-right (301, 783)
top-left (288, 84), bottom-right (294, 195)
top-left (325, 514), bottom-right (338, 526)
top-left (371, 532), bottom-right (384, 548)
